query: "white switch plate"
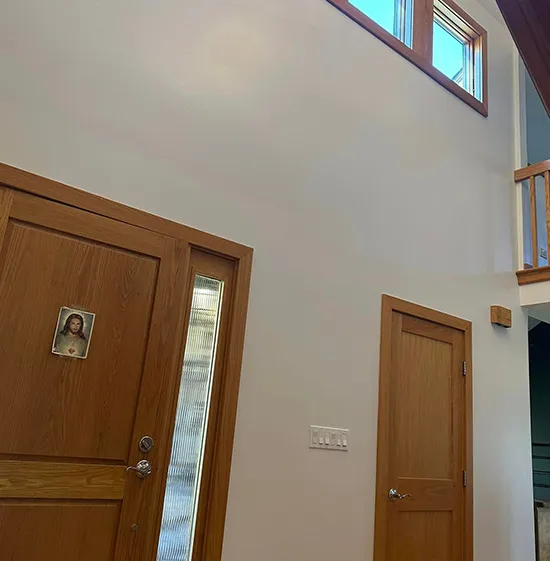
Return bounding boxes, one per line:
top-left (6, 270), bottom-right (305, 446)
top-left (309, 425), bottom-right (349, 451)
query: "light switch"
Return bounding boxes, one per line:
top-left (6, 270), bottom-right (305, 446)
top-left (312, 428), bottom-right (319, 445)
top-left (309, 426), bottom-right (349, 451)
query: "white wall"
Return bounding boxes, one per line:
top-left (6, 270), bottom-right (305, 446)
top-left (526, 72), bottom-right (550, 165)
top-left (0, 1), bottom-right (534, 559)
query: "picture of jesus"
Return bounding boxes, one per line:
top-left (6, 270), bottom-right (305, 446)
top-left (52, 307), bottom-right (95, 359)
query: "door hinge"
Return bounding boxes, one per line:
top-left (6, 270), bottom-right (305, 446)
top-left (463, 470), bottom-right (468, 487)
top-left (462, 361), bottom-right (467, 376)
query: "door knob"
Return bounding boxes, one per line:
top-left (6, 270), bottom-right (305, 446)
top-left (388, 488), bottom-right (411, 501)
top-left (126, 459), bottom-right (152, 479)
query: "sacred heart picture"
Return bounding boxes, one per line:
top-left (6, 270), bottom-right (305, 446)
top-left (52, 307), bottom-right (95, 359)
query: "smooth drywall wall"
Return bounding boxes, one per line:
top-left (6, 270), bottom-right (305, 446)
top-left (0, 1), bottom-right (534, 559)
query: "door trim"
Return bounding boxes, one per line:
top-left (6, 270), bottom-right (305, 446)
top-left (0, 162), bottom-right (253, 561)
top-left (0, 162), bottom-right (251, 259)
top-left (374, 294), bottom-right (473, 561)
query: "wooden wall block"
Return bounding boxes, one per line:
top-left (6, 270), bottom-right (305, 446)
top-left (491, 306), bottom-right (512, 328)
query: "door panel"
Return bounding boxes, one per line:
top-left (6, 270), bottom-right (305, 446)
top-left (395, 330), bottom-right (454, 479)
top-left (0, 502), bottom-right (120, 561)
top-left (395, 511), bottom-right (452, 559)
top-left (0, 221), bottom-right (159, 460)
top-left (374, 296), bottom-right (471, 561)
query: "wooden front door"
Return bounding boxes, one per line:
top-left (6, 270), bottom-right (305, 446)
top-left (374, 296), bottom-right (473, 561)
top-left (0, 184), bottom-right (249, 561)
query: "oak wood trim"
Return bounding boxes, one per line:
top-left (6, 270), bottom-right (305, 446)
top-left (147, 243), bottom-right (198, 561)
top-left (516, 265), bottom-right (550, 285)
top-left (124, 247), bottom-right (251, 561)
top-left (115, 238), bottom-right (192, 561)
top-left (372, 295), bottom-right (397, 561)
top-left (10, 190), bottom-right (167, 258)
top-left (530, 176), bottom-right (539, 268)
top-left (464, 321), bottom-right (473, 561)
top-left (514, 160), bottom-right (550, 182)
top-left (414, 0), bottom-right (435, 61)
top-left (143, 250), bottom-right (238, 561)
top-left (0, 460), bottom-right (126, 500)
top-left (0, 187), bottom-right (14, 250)
top-left (200, 249), bottom-right (253, 561)
top-left (190, 254), bottom-right (236, 561)
top-left (481, 31), bottom-right (489, 108)
top-left (545, 171), bottom-right (550, 263)
top-left (324, 0), bottom-right (488, 116)
top-left (0, 162), bottom-right (251, 259)
top-left (380, 294), bottom-right (471, 331)
top-left (374, 294), bottom-right (473, 561)
top-left (438, 0), bottom-right (486, 36)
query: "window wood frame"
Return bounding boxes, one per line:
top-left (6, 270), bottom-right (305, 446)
top-left (325, 0), bottom-right (488, 116)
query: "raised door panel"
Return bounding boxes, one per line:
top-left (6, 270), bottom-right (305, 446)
top-left (392, 511), bottom-right (452, 560)
top-left (394, 329), bottom-right (454, 480)
top-left (0, 502), bottom-right (120, 561)
top-left (0, 220), bottom-right (159, 461)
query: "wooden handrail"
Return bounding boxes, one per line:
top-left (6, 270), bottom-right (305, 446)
top-left (515, 160), bottom-right (550, 182)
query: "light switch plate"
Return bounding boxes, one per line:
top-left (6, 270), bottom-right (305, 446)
top-left (309, 425), bottom-right (349, 451)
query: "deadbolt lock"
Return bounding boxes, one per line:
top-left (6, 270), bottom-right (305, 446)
top-left (139, 435), bottom-right (154, 453)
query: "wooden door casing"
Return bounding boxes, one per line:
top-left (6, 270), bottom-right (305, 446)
top-left (0, 160), bottom-right (252, 561)
top-left (374, 295), bottom-right (473, 561)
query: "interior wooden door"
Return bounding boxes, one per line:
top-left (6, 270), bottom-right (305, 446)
top-left (374, 296), bottom-right (473, 561)
top-left (0, 187), bottom-right (189, 561)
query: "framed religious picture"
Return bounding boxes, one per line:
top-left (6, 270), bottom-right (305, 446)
top-left (52, 307), bottom-right (95, 359)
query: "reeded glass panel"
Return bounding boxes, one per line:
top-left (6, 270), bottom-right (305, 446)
top-left (349, 0), bottom-right (413, 47)
top-left (157, 275), bottom-right (224, 561)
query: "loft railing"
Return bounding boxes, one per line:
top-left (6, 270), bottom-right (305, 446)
top-left (515, 160), bottom-right (550, 285)
top-left (533, 443), bottom-right (550, 494)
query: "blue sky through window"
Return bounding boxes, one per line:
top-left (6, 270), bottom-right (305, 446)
top-left (349, 0), bottom-right (396, 37)
top-left (433, 20), bottom-right (466, 87)
top-left (348, 1), bottom-right (470, 92)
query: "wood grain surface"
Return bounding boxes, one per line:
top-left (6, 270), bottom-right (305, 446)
top-left (0, 502), bottom-right (120, 561)
top-left (374, 295), bottom-right (472, 561)
top-left (0, 169), bottom-right (253, 561)
top-left (0, 461), bottom-right (126, 499)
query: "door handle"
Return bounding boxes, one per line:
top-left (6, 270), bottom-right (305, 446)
top-left (126, 459), bottom-right (152, 479)
top-left (388, 488), bottom-right (411, 501)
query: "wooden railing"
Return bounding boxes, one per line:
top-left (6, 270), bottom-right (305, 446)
top-left (515, 160), bottom-right (550, 285)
